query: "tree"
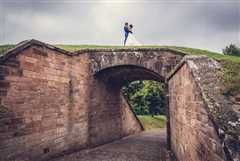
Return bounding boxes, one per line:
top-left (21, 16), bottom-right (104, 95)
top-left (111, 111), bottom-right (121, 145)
top-left (223, 44), bottom-right (240, 56)
top-left (122, 80), bottom-right (166, 116)
top-left (143, 81), bottom-right (166, 116)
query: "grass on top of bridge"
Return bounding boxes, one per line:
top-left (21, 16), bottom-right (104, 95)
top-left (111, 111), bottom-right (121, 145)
top-left (137, 115), bottom-right (166, 130)
top-left (0, 45), bottom-right (15, 56)
top-left (57, 45), bottom-right (240, 63)
top-left (1, 44), bottom-right (240, 63)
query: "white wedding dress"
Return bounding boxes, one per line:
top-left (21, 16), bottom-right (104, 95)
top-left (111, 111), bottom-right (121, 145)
top-left (126, 33), bottom-right (141, 46)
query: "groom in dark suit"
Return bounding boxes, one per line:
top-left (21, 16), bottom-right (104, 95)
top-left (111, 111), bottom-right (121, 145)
top-left (124, 22), bottom-right (130, 46)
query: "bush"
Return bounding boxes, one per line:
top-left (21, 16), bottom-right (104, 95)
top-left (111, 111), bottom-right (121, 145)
top-left (223, 44), bottom-right (240, 56)
top-left (122, 80), bottom-right (166, 116)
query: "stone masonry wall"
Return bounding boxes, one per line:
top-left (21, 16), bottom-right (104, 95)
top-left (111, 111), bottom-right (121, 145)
top-left (0, 46), bottom-right (89, 161)
top-left (120, 94), bottom-right (143, 136)
top-left (0, 45), bottom-right (144, 161)
top-left (87, 77), bottom-right (142, 147)
top-left (87, 78), bottom-right (123, 146)
top-left (169, 63), bottom-right (226, 161)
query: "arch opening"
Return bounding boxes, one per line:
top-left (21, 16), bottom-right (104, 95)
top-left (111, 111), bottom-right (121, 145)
top-left (122, 80), bottom-right (167, 130)
top-left (89, 64), bottom-right (169, 149)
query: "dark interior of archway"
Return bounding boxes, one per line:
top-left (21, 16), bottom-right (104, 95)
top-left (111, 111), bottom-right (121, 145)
top-left (94, 65), bottom-right (167, 130)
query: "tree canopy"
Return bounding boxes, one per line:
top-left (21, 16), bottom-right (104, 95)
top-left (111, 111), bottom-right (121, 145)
top-left (122, 80), bottom-right (166, 116)
top-left (223, 44), bottom-right (240, 56)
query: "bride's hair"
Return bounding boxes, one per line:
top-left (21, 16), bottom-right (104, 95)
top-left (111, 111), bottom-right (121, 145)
top-left (129, 24), bottom-right (133, 28)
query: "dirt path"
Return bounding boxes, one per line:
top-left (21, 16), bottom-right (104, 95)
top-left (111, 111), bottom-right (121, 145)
top-left (51, 128), bottom-right (169, 161)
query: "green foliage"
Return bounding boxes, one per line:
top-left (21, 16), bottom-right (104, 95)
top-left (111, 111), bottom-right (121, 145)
top-left (122, 80), bottom-right (166, 116)
top-left (0, 45), bottom-right (15, 55)
top-left (221, 60), bottom-right (240, 96)
top-left (137, 115), bottom-right (166, 130)
top-left (223, 44), bottom-right (240, 56)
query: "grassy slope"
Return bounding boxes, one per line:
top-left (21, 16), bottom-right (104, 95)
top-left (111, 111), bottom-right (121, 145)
top-left (137, 115), bottom-right (166, 130)
top-left (0, 44), bottom-right (239, 95)
top-left (57, 44), bottom-right (240, 63)
top-left (0, 45), bottom-right (15, 56)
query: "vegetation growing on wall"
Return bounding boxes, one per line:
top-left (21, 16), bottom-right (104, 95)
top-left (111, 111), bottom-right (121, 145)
top-left (221, 61), bottom-right (240, 96)
top-left (167, 46), bottom-right (240, 96)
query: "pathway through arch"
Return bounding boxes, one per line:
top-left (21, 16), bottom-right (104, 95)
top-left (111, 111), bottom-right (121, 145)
top-left (52, 128), bottom-right (170, 161)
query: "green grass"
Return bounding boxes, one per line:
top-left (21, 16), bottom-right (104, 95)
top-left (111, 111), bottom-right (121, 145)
top-left (56, 45), bottom-right (240, 62)
top-left (221, 61), bottom-right (240, 96)
top-left (1, 43), bottom-right (239, 95)
top-left (56, 45), bottom-right (125, 51)
top-left (56, 45), bottom-right (240, 63)
top-left (0, 45), bottom-right (15, 55)
top-left (167, 46), bottom-right (240, 63)
top-left (137, 115), bottom-right (166, 130)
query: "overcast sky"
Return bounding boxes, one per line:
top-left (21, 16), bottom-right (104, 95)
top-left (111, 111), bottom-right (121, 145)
top-left (0, 0), bottom-right (239, 52)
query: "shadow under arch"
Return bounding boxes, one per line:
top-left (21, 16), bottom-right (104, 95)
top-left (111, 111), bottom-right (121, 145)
top-left (94, 65), bottom-right (165, 87)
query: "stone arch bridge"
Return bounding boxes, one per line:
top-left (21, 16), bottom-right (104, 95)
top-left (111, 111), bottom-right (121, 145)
top-left (0, 40), bottom-right (239, 161)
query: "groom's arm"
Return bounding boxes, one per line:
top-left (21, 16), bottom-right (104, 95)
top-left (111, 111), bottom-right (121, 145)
top-left (124, 27), bottom-right (130, 34)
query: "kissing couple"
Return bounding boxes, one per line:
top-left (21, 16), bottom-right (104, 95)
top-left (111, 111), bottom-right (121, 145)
top-left (123, 22), bottom-right (141, 46)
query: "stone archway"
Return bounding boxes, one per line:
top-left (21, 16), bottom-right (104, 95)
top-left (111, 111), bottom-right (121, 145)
top-left (84, 49), bottom-right (185, 147)
top-left (89, 65), bottom-right (166, 146)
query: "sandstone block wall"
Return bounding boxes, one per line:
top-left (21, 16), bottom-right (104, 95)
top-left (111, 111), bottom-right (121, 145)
top-left (87, 78), bottom-right (142, 147)
top-left (0, 46), bottom-right (74, 161)
top-left (169, 63), bottom-right (226, 161)
top-left (0, 45), bottom-right (143, 161)
top-left (0, 46), bottom-right (93, 161)
top-left (120, 94), bottom-right (143, 136)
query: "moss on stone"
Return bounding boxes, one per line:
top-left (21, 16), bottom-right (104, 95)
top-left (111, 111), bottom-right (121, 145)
top-left (220, 61), bottom-right (240, 96)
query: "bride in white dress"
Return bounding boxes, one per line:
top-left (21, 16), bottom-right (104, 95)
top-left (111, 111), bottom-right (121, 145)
top-left (126, 24), bottom-right (141, 46)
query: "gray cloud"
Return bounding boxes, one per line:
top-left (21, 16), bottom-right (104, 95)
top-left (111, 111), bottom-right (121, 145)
top-left (0, 0), bottom-right (239, 52)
